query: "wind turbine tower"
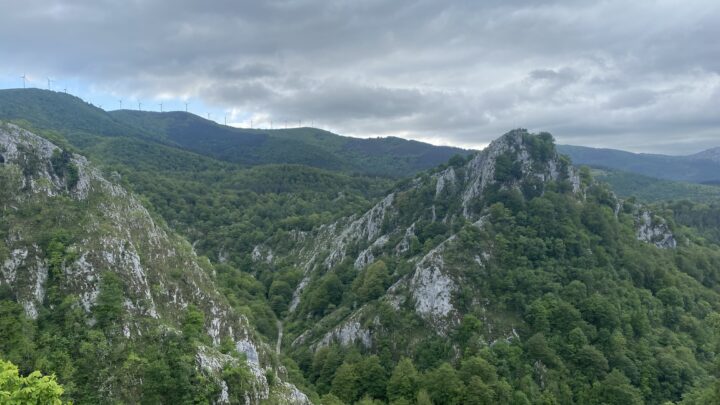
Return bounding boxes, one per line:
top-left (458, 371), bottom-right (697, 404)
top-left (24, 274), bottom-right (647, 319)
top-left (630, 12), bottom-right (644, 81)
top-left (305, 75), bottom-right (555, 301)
top-left (20, 74), bottom-right (26, 88)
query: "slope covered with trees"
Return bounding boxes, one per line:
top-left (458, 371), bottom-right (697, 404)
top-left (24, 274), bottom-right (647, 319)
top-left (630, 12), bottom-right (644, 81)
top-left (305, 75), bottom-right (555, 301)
top-left (557, 144), bottom-right (720, 184)
top-left (0, 89), bottom-right (470, 178)
top-left (1, 88), bottom-right (720, 404)
top-left (0, 123), bottom-right (310, 403)
top-left (258, 130), bottom-right (720, 404)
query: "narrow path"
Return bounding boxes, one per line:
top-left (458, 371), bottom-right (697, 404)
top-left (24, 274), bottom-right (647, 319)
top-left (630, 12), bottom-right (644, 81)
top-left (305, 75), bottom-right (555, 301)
top-left (276, 320), bottom-right (283, 354)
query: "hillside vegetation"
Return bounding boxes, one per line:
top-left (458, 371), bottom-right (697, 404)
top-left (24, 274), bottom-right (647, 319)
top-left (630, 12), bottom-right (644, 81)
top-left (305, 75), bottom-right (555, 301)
top-left (1, 89), bottom-right (719, 404)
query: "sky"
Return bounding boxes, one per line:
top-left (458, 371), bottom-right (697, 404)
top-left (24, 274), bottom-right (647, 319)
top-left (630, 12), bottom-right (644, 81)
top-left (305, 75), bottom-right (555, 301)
top-left (0, 0), bottom-right (719, 154)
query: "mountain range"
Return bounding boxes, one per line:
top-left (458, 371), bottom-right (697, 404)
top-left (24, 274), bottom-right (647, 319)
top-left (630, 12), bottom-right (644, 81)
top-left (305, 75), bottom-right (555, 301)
top-left (1, 89), bottom-right (719, 404)
top-left (557, 144), bottom-right (720, 185)
top-left (0, 89), bottom-right (470, 178)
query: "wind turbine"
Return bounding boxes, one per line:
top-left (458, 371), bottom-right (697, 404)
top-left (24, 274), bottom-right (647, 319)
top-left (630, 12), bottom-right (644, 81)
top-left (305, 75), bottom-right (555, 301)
top-left (119, 99), bottom-right (123, 109)
top-left (185, 102), bottom-right (189, 113)
top-left (138, 101), bottom-right (142, 111)
top-left (159, 102), bottom-right (163, 112)
top-left (20, 74), bottom-right (26, 88)
top-left (47, 77), bottom-right (54, 90)
top-left (224, 114), bottom-right (227, 126)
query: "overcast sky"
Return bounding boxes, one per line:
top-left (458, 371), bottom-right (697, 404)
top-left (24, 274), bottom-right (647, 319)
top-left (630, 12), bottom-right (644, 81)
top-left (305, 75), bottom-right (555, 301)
top-left (0, 0), bottom-right (719, 154)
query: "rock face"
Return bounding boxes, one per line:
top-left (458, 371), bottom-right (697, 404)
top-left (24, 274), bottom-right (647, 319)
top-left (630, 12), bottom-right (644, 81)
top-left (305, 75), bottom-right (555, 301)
top-left (635, 210), bottom-right (677, 249)
top-left (275, 129), bottom-right (679, 353)
top-left (278, 129), bottom-right (585, 348)
top-left (0, 123), bottom-right (308, 404)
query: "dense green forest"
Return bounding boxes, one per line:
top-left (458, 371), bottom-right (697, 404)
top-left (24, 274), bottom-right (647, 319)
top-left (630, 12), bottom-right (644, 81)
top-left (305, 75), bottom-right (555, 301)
top-left (0, 89), bottom-right (470, 177)
top-left (557, 144), bottom-right (720, 184)
top-left (1, 92), bottom-right (719, 404)
top-left (591, 168), bottom-right (720, 204)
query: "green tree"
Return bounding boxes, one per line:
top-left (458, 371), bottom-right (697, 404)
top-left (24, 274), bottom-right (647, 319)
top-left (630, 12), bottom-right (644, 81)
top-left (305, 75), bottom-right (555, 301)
top-left (0, 358), bottom-right (67, 404)
top-left (387, 357), bottom-right (419, 402)
top-left (93, 271), bottom-right (125, 332)
top-left (358, 355), bottom-right (387, 400)
top-left (331, 362), bottom-right (359, 404)
top-left (424, 363), bottom-right (465, 405)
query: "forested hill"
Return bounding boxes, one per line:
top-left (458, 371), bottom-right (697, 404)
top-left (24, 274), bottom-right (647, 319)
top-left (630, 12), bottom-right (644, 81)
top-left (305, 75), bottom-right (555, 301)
top-left (0, 123), bottom-right (311, 403)
top-left (0, 88), bottom-right (470, 177)
top-left (261, 130), bottom-right (720, 404)
top-left (557, 144), bottom-right (720, 184)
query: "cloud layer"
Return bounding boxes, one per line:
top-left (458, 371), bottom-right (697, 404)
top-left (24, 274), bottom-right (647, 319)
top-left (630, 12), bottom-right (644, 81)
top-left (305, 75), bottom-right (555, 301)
top-left (1, 0), bottom-right (719, 153)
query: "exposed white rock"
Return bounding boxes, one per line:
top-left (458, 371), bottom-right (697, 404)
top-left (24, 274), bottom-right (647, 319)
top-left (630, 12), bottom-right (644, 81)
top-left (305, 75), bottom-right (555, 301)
top-left (461, 130), bottom-right (581, 217)
top-left (435, 167), bottom-right (457, 196)
top-left (251, 245), bottom-right (274, 264)
top-left (410, 244), bottom-right (457, 321)
top-left (1, 248), bottom-right (28, 284)
top-left (289, 276), bottom-right (309, 312)
top-left (323, 193), bottom-right (395, 269)
top-left (636, 210), bottom-right (677, 249)
top-left (354, 234), bottom-right (389, 270)
top-left (316, 316), bottom-right (372, 349)
top-left (278, 382), bottom-right (311, 405)
top-left (395, 223), bottom-right (416, 254)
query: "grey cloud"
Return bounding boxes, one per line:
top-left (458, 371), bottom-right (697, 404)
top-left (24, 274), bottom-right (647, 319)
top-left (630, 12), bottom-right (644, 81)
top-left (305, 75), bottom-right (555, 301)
top-left (0, 0), bottom-right (718, 153)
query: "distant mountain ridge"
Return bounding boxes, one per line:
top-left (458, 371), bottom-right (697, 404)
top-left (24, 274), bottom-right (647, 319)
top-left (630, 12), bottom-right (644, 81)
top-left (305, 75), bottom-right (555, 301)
top-left (689, 146), bottom-right (720, 163)
top-left (557, 144), bottom-right (720, 184)
top-left (0, 88), bottom-right (470, 177)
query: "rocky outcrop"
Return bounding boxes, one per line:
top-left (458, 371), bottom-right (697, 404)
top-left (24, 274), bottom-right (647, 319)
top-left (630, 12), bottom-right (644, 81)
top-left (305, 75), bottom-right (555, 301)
top-left (316, 312), bottom-right (373, 349)
top-left (0, 123), bottom-right (308, 404)
top-left (461, 130), bottom-right (580, 217)
top-left (635, 210), bottom-right (677, 249)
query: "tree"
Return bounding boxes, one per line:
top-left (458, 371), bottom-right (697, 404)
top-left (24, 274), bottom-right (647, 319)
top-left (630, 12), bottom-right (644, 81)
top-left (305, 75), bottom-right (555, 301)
top-left (354, 260), bottom-right (389, 302)
top-left (358, 355), bottom-right (387, 400)
top-left (93, 272), bottom-right (125, 332)
top-left (387, 357), bottom-right (419, 402)
top-left (460, 356), bottom-right (497, 385)
top-left (582, 369), bottom-right (643, 405)
top-left (331, 362), bottom-right (359, 404)
top-left (464, 376), bottom-right (494, 405)
top-left (223, 363), bottom-right (252, 403)
top-left (424, 363), bottom-right (465, 405)
top-left (416, 389), bottom-right (433, 405)
top-left (181, 305), bottom-right (206, 344)
top-left (0, 358), bottom-right (67, 404)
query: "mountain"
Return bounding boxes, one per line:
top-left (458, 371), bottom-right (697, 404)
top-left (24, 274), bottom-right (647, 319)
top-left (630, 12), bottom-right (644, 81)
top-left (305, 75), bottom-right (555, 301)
top-left (0, 122), bottom-right (310, 403)
top-left (590, 167), bottom-right (720, 203)
top-left (257, 130), bottom-right (720, 404)
top-left (689, 146), bottom-right (720, 164)
top-left (557, 144), bottom-right (720, 184)
top-left (0, 89), bottom-right (470, 177)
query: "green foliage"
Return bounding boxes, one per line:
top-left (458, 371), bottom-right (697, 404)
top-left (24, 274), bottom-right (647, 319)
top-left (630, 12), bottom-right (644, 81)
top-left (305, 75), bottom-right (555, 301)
top-left (50, 149), bottom-right (79, 189)
top-left (222, 362), bottom-right (253, 403)
top-left (0, 358), bottom-right (67, 404)
top-left (331, 362), bottom-right (360, 403)
top-left (352, 260), bottom-right (390, 302)
top-left (387, 357), bottom-right (419, 402)
top-left (93, 272), bottom-right (125, 332)
top-left (591, 167), bottom-right (720, 204)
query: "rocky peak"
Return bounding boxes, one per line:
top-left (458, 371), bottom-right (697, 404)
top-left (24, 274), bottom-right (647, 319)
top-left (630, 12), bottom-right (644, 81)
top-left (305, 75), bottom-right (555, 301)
top-left (461, 129), bottom-right (580, 216)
